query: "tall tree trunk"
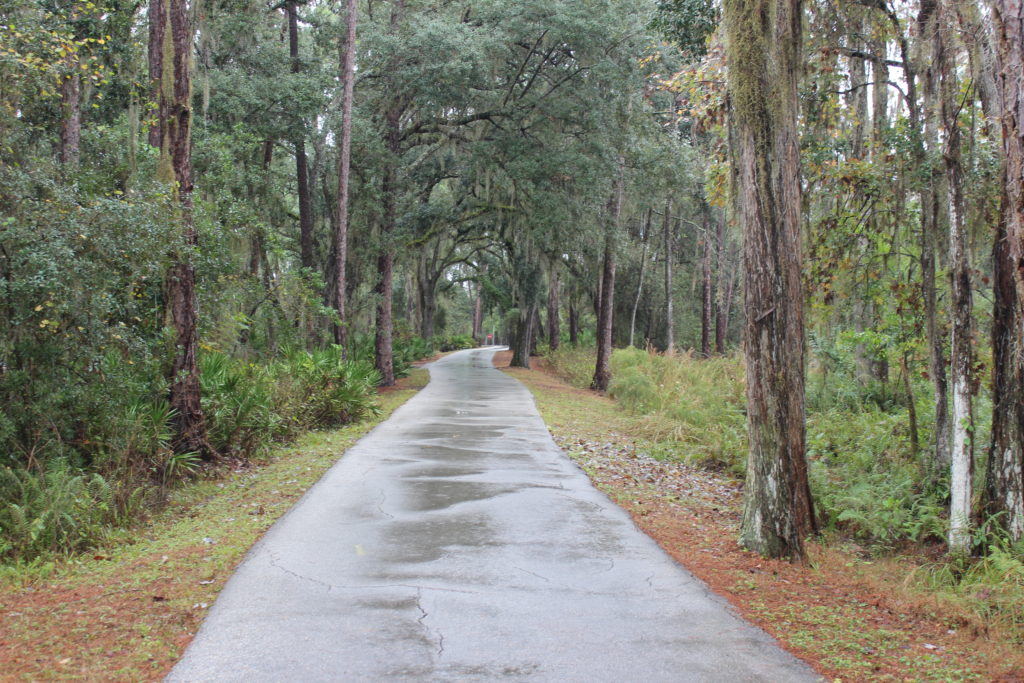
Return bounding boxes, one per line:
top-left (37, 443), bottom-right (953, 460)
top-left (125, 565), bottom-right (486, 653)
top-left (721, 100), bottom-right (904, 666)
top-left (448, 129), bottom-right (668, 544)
top-left (530, 306), bottom-right (541, 356)
top-left (663, 198), bottom-right (674, 353)
top-left (700, 208), bottom-right (713, 357)
top-left (331, 0), bottom-right (356, 348)
top-left (939, 1), bottom-right (974, 555)
top-left (472, 282), bottom-right (483, 342)
top-left (548, 268), bottom-right (560, 351)
top-left (715, 212), bottom-right (727, 354)
top-left (287, 2), bottom-right (315, 272)
top-left (569, 298), bottom-right (579, 346)
top-left (630, 209), bottom-right (651, 348)
top-left (417, 270), bottom-right (436, 340)
top-left (147, 0), bottom-right (166, 148)
top-left (919, 0), bottom-right (952, 469)
top-left (724, 0), bottom-right (814, 561)
top-left (592, 171), bottom-right (623, 392)
top-left (985, 0), bottom-right (1024, 542)
top-left (510, 302), bottom-right (534, 368)
top-left (59, 65), bottom-right (81, 166)
top-left (156, 0), bottom-right (209, 455)
top-left (374, 0), bottom-right (404, 386)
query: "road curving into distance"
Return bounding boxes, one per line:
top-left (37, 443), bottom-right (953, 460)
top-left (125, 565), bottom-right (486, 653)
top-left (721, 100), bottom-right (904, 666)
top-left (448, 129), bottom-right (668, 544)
top-left (167, 347), bottom-right (820, 682)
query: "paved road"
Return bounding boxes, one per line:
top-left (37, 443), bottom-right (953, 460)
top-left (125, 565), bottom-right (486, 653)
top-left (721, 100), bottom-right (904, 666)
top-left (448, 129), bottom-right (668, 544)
top-left (168, 347), bottom-right (819, 682)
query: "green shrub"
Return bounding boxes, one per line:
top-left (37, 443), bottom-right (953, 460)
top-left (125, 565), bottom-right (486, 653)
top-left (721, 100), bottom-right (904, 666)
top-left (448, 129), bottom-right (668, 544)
top-left (201, 352), bottom-right (280, 457)
top-left (350, 333), bottom-right (432, 379)
top-left (0, 461), bottom-right (120, 560)
top-left (281, 347), bottom-right (382, 429)
top-left (437, 334), bottom-right (476, 352)
top-left (808, 407), bottom-right (944, 546)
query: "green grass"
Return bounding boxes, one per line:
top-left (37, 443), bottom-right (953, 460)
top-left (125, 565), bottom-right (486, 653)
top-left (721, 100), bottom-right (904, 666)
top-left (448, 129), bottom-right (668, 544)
top-left (548, 345), bottom-right (747, 472)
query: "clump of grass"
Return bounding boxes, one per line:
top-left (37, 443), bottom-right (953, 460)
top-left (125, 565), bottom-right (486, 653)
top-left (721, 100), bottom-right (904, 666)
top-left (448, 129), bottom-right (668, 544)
top-left (546, 345), bottom-right (598, 388)
top-left (606, 348), bottom-right (748, 472)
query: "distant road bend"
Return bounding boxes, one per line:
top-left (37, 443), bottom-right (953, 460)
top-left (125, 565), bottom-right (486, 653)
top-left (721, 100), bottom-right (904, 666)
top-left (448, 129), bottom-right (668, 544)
top-left (168, 347), bottom-right (819, 682)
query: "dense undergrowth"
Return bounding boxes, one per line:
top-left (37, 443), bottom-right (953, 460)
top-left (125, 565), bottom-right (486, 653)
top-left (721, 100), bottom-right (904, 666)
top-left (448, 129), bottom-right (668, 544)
top-left (546, 344), bottom-right (1024, 637)
top-left (0, 334), bottom-right (454, 565)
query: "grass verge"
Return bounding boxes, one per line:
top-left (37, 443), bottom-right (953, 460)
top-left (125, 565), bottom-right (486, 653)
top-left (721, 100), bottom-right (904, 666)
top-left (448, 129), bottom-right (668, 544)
top-left (0, 369), bottom-right (429, 682)
top-left (498, 352), bottom-right (1024, 683)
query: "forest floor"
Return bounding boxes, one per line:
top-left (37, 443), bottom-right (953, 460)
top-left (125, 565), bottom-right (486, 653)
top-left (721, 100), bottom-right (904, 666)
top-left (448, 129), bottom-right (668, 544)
top-left (495, 350), bottom-right (1024, 683)
top-left (0, 370), bottom-right (429, 682)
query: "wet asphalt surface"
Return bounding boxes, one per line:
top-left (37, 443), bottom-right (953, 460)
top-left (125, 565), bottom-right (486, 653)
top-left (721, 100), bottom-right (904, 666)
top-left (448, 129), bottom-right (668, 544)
top-left (167, 347), bottom-right (819, 682)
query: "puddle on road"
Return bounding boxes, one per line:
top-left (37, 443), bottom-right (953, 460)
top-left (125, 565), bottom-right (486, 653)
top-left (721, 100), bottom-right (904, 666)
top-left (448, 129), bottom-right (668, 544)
top-left (402, 479), bottom-right (517, 513)
top-left (376, 515), bottom-right (496, 564)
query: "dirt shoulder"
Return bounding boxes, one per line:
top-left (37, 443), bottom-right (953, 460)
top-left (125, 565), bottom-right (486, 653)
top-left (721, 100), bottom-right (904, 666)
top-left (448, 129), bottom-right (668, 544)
top-left (496, 350), bottom-right (1024, 683)
top-left (0, 370), bottom-right (429, 682)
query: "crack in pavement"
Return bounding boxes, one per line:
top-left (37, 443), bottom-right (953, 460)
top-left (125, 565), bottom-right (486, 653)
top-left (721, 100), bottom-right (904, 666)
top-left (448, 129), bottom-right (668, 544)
top-left (267, 553), bottom-right (333, 592)
top-left (414, 588), bottom-right (446, 657)
top-left (512, 565), bottom-right (552, 583)
top-left (375, 488), bottom-right (396, 519)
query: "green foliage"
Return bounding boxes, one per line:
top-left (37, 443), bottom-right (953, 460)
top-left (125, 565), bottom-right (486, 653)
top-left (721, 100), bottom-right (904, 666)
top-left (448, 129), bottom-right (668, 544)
top-left (280, 347), bottom-right (382, 429)
top-left (607, 347), bottom-right (747, 472)
top-left (437, 334), bottom-right (476, 352)
top-left (548, 344), bottom-right (958, 549)
top-left (918, 541), bottom-right (1024, 637)
top-left (547, 345), bottom-right (600, 388)
top-left (0, 461), bottom-right (122, 560)
top-left (201, 353), bottom-right (281, 457)
top-left (650, 0), bottom-right (719, 58)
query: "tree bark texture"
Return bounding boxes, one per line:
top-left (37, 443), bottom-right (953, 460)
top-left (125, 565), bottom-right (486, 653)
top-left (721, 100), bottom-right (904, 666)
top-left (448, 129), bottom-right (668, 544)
top-left (724, 0), bottom-right (814, 560)
top-left (986, 0), bottom-right (1024, 542)
top-left (332, 0), bottom-right (357, 347)
top-left (592, 171), bottom-right (623, 392)
top-left (156, 0), bottom-right (209, 455)
top-left (715, 213), bottom-right (728, 353)
top-left (919, 0), bottom-right (952, 469)
top-left (287, 2), bottom-right (315, 272)
top-left (939, 0), bottom-right (973, 555)
top-left (511, 303), bottom-right (535, 369)
top-left (548, 269), bottom-right (560, 351)
top-left (59, 63), bottom-right (81, 166)
top-left (374, 0), bottom-right (404, 387)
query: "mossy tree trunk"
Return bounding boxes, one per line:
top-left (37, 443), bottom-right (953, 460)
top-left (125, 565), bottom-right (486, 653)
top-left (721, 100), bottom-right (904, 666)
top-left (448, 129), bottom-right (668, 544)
top-left (156, 0), bottom-right (210, 456)
top-left (724, 0), bottom-right (814, 561)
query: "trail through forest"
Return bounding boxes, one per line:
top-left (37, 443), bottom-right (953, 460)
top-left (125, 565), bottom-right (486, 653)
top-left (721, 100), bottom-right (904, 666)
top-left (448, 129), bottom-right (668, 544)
top-left (168, 347), bottom-right (815, 682)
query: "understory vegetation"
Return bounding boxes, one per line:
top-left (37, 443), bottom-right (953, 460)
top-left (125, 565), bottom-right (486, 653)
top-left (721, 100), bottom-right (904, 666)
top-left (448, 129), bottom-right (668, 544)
top-left (0, 346), bottom-right (386, 562)
top-left (546, 344), bottom-right (1024, 634)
